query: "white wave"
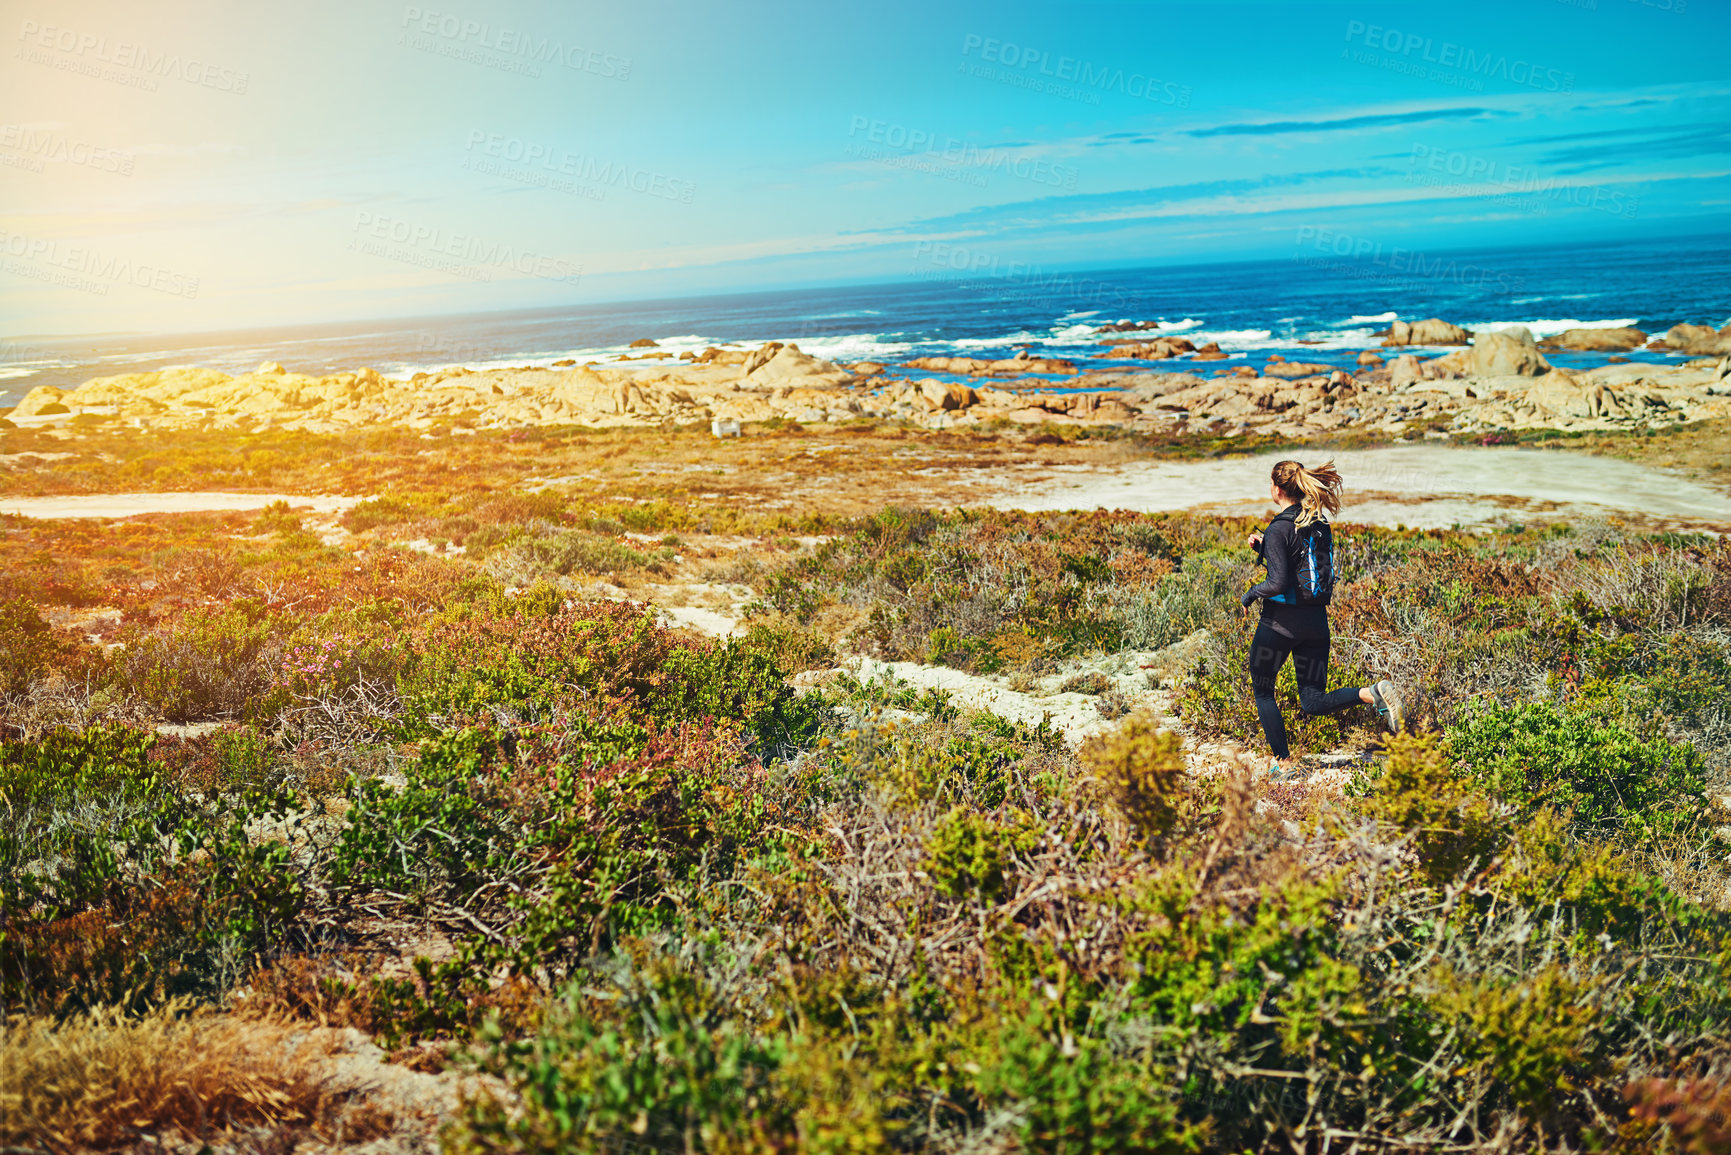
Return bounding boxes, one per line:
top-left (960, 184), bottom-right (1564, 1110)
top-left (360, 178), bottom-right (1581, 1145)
top-left (791, 333), bottom-right (920, 361)
top-left (1465, 317), bottom-right (1640, 340)
top-left (1181, 328), bottom-right (1274, 348)
top-left (950, 330), bottom-right (1045, 350)
top-left (1058, 309), bottom-right (1101, 320)
top-left (1346, 311), bottom-right (1398, 323)
top-left (0, 366), bottom-right (43, 382)
top-left (1157, 317), bottom-right (1202, 332)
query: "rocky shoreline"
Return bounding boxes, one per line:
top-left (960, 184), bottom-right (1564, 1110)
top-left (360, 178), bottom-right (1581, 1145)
top-left (9, 318), bottom-right (1731, 440)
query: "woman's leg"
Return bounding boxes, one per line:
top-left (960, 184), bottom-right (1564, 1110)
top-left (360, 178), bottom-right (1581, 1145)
top-left (1247, 618), bottom-right (1292, 759)
top-left (1292, 636), bottom-right (1365, 716)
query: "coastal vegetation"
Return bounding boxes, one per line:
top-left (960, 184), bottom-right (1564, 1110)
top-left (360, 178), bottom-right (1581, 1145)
top-left (3, 459), bottom-right (1730, 1153)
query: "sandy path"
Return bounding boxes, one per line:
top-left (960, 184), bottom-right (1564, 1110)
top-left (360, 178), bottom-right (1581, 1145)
top-left (0, 492), bottom-right (363, 519)
top-left (989, 446), bottom-right (1731, 530)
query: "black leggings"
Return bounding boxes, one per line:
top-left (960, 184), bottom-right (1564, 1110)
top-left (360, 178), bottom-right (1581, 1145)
top-left (1247, 608), bottom-right (1363, 759)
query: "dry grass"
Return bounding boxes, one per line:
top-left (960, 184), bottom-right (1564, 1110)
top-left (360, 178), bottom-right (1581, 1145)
top-left (0, 1001), bottom-right (392, 1151)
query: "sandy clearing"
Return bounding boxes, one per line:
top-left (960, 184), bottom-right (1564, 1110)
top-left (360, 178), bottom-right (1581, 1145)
top-left (989, 446), bottom-right (1731, 530)
top-left (0, 491), bottom-right (364, 519)
top-left (843, 653), bottom-right (1177, 746)
top-left (660, 605), bottom-right (744, 636)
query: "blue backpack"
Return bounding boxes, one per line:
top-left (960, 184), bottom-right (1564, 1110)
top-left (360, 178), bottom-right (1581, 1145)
top-left (1268, 509), bottom-right (1336, 605)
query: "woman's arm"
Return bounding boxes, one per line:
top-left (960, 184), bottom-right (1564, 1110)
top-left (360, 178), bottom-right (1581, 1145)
top-left (1242, 520), bottom-right (1293, 605)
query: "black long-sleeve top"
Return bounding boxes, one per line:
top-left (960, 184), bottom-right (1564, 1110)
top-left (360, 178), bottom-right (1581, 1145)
top-left (1242, 504), bottom-right (1302, 606)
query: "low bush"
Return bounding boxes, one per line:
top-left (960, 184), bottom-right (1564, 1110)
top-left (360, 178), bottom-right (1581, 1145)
top-left (1446, 699), bottom-right (1707, 837)
top-left (0, 726), bottom-right (303, 1014)
top-left (114, 598), bottom-right (285, 721)
top-left (0, 596), bottom-right (76, 695)
top-left (396, 600), bottom-right (822, 754)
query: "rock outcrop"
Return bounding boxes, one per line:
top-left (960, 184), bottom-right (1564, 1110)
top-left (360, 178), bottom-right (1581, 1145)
top-left (10, 335), bottom-right (1728, 441)
top-left (1097, 337), bottom-right (1195, 360)
top-left (1661, 323), bottom-right (1731, 355)
top-left (903, 354), bottom-right (1077, 376)
top-left (1539, 327), bottom-right (1648, 352)
top-left (1263, 361), bottom-right (1334, 379)
top-left (1383, 318), bottom-right (1472, 347)
top-left (1466, 327), bottom-right (1551, 377)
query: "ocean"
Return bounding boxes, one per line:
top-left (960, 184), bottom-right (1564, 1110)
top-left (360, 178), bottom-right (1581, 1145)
top-left (4, 232), bottom-right (1727, 408)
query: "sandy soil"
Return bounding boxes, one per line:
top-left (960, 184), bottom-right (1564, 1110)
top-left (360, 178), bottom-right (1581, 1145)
top-left (989, 445), bottom-right (1731, 531)
top-left (0, 491), bottom-right (363, 519)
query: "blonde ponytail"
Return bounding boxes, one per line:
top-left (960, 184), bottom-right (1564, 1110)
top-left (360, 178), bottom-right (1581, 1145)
top-left (1271, 459), bottom-right (1343, 527)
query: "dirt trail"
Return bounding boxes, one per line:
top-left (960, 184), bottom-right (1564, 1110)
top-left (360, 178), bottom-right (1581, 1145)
top-left (989, 445), bottom-right (1731, 530)
top-left (0, 492), bottom-right (362, 519)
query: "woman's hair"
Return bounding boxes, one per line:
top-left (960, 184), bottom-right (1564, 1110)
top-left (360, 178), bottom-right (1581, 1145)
top-left (1271, 459), bottom-right (1343, 526)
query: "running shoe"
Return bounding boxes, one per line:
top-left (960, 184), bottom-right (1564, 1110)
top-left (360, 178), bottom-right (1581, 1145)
top-left (1369, 679), bottom-right (1405, 734)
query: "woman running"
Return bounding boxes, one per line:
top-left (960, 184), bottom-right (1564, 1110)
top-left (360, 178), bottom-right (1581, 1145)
top-left (1241, 459), bottom-right (1404, 776)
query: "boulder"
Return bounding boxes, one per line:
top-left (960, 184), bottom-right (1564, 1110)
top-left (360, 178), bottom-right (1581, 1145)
top-left (740, 341), bottom-right (784, 375)
top-left (1521, 369), bottom-right (1629, 421)
top-left (627, 338), bottom-right (659, 348)
top-left (905, 355), bottom-right (1075, 375)
top-left (1101, 337), bottom-right (1194, 360)
top-left (1264, 361), bottom-right (1334, 378)
top-left (1357, 351), bottom-right (1385, 367)
top-left (11, 385), bottom-right (69, 417)
top-left (743, 343), bottom-right (850, 388)
top-left (1389, 354), bottom-right (1424, 390)
top-left (1098, 320), bottom-right (1161, 333)
top-left (257, 361), bottom-right (286, 375)
top-left (986, 356), bottom-right (1075, 375)
top-left (1384, 318), bottom-right (1471, 347)
top-left (919, 379), bottom-right (978, 411)
top-left (1661, 323), bottom-right (1731, 356)
top-left (1471, 327), bottom-right (1551, 377)
top-left (849, 361), bottom-right (886, 377)
top-left (1539, 327), bottom-right (1648, 352)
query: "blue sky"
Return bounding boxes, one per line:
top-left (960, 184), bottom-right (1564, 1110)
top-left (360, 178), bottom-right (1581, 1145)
top-left (2, 0), bottom-right (1727, 335)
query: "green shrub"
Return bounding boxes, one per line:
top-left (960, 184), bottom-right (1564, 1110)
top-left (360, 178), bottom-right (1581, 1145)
top-left (483, 528), bottom-right (674, 579)
top-left (924, 808), bottom-right (1040, 903)
top-left (116, 599), bottom-right (283, 721)
top-left (342, 492), bottom-right (436, 532)
top-left (1079, 715), bottom-right (1187, 848)
top-left (1446, 699), bottom-right (1706, 837)
top-left (0, 597), bottom-right (72, 694)
top-left (453, 957), bottom-right (793, 1154)
top-left (0, 726), bottom-right (302, 1014)
top-left (1359, 734), bottom-right (1510, 887)
top-left (964, 993), bottom-right (1205, 1155)
top-left (332, 718), bottom-right (799, 978)
top-left (397, 601), bottom-right (820, 754)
